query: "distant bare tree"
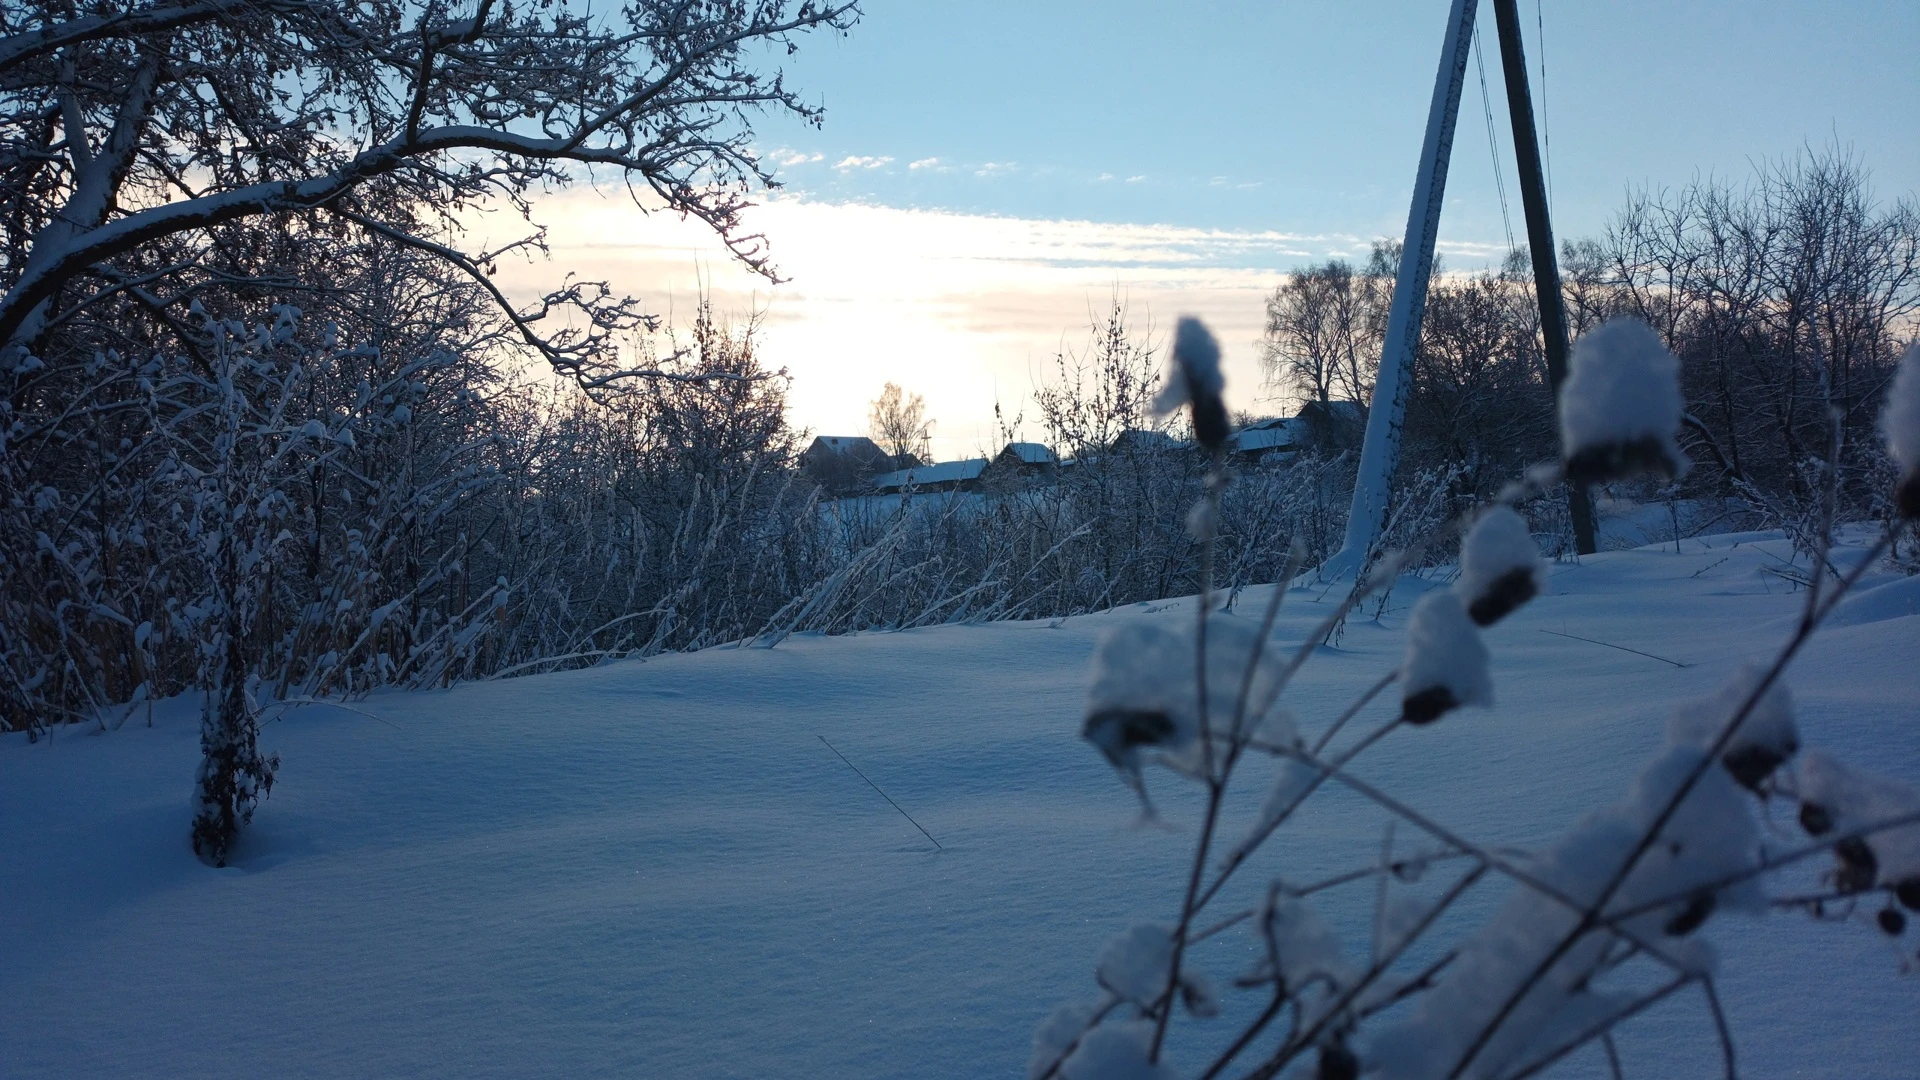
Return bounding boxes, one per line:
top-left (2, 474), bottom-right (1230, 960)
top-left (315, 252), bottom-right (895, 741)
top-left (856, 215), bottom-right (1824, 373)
top-left (1260, 242), bottom-right (1397, 408)
top-left (868, 381), bottom-right (932, 463)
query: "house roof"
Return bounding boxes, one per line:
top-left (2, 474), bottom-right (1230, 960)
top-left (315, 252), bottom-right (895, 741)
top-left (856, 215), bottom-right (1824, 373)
top-left (998, 441), bottom-right (1056, 464)
top-left (1228, 417), bottom-right (1304, 453)
top-left (806, 435), bottom-right (884, 456)
top-left (1301, 400), bottom-right (1365, 422)
top-left (872, 457), bottom-right (988, 489)
top-left (1111, 429), bottom-right (1181, 451)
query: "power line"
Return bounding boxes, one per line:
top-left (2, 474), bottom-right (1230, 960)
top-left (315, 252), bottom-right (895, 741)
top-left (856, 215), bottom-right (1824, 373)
top-left (1536, 0), bottom-right (1555, 214)
top-left (1473, 18), bottom-right (1517, 257)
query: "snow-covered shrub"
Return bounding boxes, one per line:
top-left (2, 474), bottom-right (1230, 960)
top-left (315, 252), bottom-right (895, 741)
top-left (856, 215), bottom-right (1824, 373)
top-left (1038, 315), bottom-right (1920, 1080)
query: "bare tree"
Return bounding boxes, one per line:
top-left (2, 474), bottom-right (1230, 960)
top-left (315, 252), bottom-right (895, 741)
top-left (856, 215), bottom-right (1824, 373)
top-left (868, 381), bottom-right (932, 463)
top-left (1260, 244), bottom-right (1396, 409)
top-left (0, 0), bottom-right (859, 384)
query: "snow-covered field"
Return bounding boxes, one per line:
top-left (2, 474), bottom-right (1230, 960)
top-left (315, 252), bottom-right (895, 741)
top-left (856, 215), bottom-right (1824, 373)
top-left (5, 531), bottom-right (1918, 1079)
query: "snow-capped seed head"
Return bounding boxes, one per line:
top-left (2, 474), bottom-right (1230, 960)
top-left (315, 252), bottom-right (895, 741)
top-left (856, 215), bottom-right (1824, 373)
top-left (1398, 590), bottom-right (1492, 726)
top-left (1835, 838), bottom-right (1879, 895)
top-left (1057, 1020), bottom-right (1179, 1080)
top-left (1154, 315), bottom-right (1229, 453)
top-left (1559, 318), bottom-right (1688, 484)
top-left (1084, 622), bottom-right (1192, 782)
top-left (1252, 890), bottom-right (1347, 990)
top-left (1455, 506), bottom-right (1547, 626)
top-left (1662, 892), bottom-right (1715, 937)
top-left (1882, 341), bottom-right (1920, 517)
top-left (1666, 664), bottom-right (1798, 792)
top-left (1797, 749), bottom-right (1920, 890)
top-left (1799, 801), bottom-right (1834, 836)
top-left (1318, 1042), bottom-right (1360, 1080)
top-left (1083, 615), bottom-right (1292, 784)
top-left (1096, 922), bottom-right (1175, 1004)
top-left (1028, 1000), bottom-right (1099, 1080)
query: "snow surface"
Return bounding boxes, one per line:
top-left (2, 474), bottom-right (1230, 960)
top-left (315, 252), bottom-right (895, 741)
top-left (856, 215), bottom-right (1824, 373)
top-left (4, 531), bottom-right (1919, 1079)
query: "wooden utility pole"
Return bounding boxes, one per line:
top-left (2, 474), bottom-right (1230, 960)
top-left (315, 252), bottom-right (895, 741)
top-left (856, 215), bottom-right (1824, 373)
top-left (1491, 0), bottom-right (1598, 554)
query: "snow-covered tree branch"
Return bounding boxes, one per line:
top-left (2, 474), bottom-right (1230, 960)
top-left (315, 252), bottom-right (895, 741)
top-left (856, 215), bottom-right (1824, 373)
top-left (0, 0), bottom-right (858, 375)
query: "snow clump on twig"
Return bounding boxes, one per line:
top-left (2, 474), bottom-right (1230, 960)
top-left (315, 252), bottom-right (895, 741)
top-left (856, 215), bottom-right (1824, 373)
top-left (1558, 318), bottom-right (1688, 483)
top-left (1666, 664), bottom-right (1798, 792)
top-left (1028, 1000), bottom-right (1102, 1080)
top-left (1455, 506), bottom-right (1547, 627)
top-left (1153, 316), bottom-right (1229, 453)
top-left (1083, 614), bottom-right (1293, 788)
top-left (1398, 591), bottom-right (1492, 725)
top-left (1796, 749), bottom-right (1920, 897)
top-left (1882, 341), bottom-right (1920, 517)
top-left (1057, 1020), bottom-right (1180, 1080)
top-left (1370, 743), bottom-right (1763, 1080)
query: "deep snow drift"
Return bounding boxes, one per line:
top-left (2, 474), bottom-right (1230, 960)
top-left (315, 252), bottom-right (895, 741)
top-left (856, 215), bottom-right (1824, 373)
top-left (4, 531), bottom-right (1917, 1078)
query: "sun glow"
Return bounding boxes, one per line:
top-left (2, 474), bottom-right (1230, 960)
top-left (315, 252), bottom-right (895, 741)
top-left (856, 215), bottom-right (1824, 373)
top-left (486, 187), bottom-right (1475, 458)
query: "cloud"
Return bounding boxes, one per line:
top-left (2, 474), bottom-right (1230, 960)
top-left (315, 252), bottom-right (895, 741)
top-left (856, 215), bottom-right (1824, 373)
top-left (833, 155), bottom-right (894, 170)
top-left (908, 157), bottom-right (943, 171)
top-left (1125, 175), bottom-right (1147, 184)
top-left (974, 161), bottom-right (1017, 178)
top-left (767, 148), bottom-right (823, 167)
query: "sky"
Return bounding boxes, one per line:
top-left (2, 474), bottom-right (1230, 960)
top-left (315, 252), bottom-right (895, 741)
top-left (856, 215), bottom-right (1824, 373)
top-left (494, 0), bottom-right (1920, 461)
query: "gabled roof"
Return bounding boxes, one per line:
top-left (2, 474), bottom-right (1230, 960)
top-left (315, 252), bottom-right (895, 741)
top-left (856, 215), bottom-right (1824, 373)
top-left (998, 441), bottom-right (1056, 464)
top-left (872, 457), bottom-right (988, 490)
top-left (1111, 428), bottom-right (1181, 452)
top-left (1301, 400), bottom-right (1365, 422)
top-left (806, 435), bottom-right (884, 456)
top-left (1228, 417), bottom-right (1304, 453)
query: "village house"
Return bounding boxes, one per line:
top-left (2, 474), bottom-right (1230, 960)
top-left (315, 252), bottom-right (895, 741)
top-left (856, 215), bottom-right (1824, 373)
top-left (800, 435), bottom-right (920, 494)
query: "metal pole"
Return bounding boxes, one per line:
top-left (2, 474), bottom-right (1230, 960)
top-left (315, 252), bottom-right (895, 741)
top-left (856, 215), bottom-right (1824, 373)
top-left (1492, 0), bottom-right (1598, 554)
top-left (1322, 0), bottom-right (1478, 580)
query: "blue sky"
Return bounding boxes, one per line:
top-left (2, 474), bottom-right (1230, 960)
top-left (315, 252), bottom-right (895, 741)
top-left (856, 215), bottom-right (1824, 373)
top-left (511, 1), bottom-right (1920, 456)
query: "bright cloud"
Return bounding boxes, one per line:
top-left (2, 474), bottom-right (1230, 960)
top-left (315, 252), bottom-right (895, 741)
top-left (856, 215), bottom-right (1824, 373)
top-left (908, 157), bottom-right (943, 171)
top-left (481, 190), bottom-right (1473, 460)
top-left (767, 148), bottom-right (822, 166)
top-left (832, 155), bottom-right (894, 170)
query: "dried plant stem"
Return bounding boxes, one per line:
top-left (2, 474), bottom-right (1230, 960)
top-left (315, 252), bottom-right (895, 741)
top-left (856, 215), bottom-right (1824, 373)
top-left (1151, 464), bottom-right (1227, 1063)
top-left (1237, 864), bottom-right (1492, 1080)
top-left (1446, 529), bottom-right (1893, 1080)
top-left (1498, 974), bottom-right (1692, 1080)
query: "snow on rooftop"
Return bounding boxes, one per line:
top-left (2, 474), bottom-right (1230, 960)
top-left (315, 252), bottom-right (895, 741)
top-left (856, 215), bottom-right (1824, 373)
top-left (1001, 442), bottom-right (1055, 464)
top-left (872, 457), bottom-right (987, 489)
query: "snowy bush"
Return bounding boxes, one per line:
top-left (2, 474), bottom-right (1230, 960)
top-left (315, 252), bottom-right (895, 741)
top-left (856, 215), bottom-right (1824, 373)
top-left (1040, 316), bottom-right (1920, 1080)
